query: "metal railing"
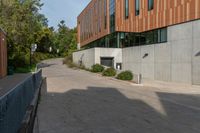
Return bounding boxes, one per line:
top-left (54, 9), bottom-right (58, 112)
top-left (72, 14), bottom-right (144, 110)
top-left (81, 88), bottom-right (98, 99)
top-left (0, 70), bottom-right (42, 133)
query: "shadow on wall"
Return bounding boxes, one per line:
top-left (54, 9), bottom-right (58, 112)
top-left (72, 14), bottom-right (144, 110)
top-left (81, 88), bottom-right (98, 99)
top-left (39, 81), bottom-right (200, 133)
top-left (195, 51), bottom-right (200, 56)
top-left (79, 53), bottom-right (84, 66)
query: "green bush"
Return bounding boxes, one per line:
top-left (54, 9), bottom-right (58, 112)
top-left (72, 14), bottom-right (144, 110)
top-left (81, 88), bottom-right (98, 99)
top-left (63, 55), bottom-right (77, 68)
top-left (63, 55), bottom-right (73, 65)
top-left (15, 64), bottom-right (36, 73)
top-left (102, 68), bottom-right (117, 77)
top-left (117, 71), bottom-right (133, 80)
top-left (91, 64), bottom-right (104, 73)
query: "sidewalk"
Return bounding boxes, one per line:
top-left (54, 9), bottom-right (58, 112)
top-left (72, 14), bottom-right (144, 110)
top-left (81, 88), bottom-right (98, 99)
top-left (0, 73), bottom-right (32, 97)
top-left (34, 58), bottom-right (200, 133)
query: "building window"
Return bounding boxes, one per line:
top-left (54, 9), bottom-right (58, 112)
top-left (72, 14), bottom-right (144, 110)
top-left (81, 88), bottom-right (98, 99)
top-left (110, 0), bottom-right (115, 33)
top-left (160, 28), bottom-right (167, 42)
top-left (104, 0), bottom-right (107, 29)
top-left (148, 0), bottom-right (154, 11)
top-left (135, 0), bottom-right (140, 16)
top-left (82, 28), bottom-right (167, 49)
top-left (98, 0), bottom-right (101, 32)
top-left (125, 0), bottom-right (129, 19)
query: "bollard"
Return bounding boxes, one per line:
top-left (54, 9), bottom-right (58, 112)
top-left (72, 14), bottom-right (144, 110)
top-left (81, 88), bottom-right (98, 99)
top-left (138, 74), bottom-right (142, 84)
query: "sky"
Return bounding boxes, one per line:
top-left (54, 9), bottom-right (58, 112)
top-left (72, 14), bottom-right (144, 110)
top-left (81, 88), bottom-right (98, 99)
top-left (40, 0), bottom-right (91, 29)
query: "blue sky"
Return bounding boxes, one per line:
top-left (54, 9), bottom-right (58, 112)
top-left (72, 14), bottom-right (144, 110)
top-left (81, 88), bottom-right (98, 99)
top-left (40, 0), bottom-right (91, 29)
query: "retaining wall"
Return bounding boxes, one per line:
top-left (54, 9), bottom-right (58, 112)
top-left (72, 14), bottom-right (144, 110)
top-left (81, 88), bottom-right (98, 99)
top-left (123, 20), bottom-right (200, 85)
top-left (73, 48), bottom-right (122, 69)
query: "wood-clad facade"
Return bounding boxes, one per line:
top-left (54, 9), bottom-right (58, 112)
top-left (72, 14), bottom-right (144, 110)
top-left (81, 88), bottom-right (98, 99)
top-left (0, 28), bottom-right (7, 78)
top-left (78, 0), bottom-right (200, 47)
top-left (116, 0), bottom-right (200, 32)
top-left (77, 0), bottom-right (110, 47)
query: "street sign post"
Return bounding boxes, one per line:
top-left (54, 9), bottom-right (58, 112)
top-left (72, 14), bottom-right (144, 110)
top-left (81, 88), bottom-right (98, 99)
top-left (30, 44), bottom-right (37, 66)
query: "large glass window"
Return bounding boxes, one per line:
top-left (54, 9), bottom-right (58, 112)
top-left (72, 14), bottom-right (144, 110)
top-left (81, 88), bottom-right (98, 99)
top-left (110, 0), bottom-right (115, 33)
top-left (125, 0), bottom-right (129, 19)
top-left (160, 28), bottom-right (167, 42)
top-left (148, 0), bottom-right (154, 11)
top-left (82, 28), bottom-right (167, 49)
top-left (146, 31), bottom-right (154, 44)
top-left (135, 0), bottom-right (140, 16)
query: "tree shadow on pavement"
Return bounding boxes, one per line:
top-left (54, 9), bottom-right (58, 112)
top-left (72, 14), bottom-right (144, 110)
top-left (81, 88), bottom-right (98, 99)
top-left (37, 81), bottom-right (200, 133)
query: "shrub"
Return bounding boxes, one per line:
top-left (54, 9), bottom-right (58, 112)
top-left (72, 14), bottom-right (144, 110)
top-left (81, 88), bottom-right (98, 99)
top-left (15, 64), bottom-right (36, 73)
top-left (67, 62), bottom-right (77, 68)
top-left (91, 64), bottom-right (104, 73)
top-left (117, 71), bottom-right (133, 80)
top-left (102, 68), bottom-right (117, 77)
top-left (63, 55), bottom-right (87, 69)
top-left (63, 55), bottom-right (73, 65)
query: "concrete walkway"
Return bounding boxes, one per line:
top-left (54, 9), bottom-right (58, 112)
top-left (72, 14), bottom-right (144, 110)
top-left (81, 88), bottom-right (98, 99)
top-left (35, 58), bottom-right (200, 133)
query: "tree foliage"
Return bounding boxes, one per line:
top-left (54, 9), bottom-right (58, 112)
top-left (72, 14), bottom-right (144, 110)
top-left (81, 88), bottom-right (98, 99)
top-left (0, 0), bottom-right (77, 68)
top-left (55, 20), bottom-right (77, 56)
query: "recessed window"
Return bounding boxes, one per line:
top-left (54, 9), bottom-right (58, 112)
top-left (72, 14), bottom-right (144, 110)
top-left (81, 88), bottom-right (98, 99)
top-left (125, 0), bottom-right (129, 19)
top-left (135, 0), bottom-right (140, 16)
top-left (160, 28), bottom-right (167, 42)
top-left (104, 0), bottom-right (107, 29)
top-left (148, 0), bottom-right (154, 11)
top-left (110, 0), bottom-right (115, 33)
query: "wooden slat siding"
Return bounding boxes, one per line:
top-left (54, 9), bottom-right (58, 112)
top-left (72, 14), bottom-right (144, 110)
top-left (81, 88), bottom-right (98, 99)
top-left (0, 30), bottom-right (7, 78)
top-left (78, 0), bottom-right (200, 47)
top-left (116, 0), bottom-right (200, 33)
top-left (77, 0), bottom-right (110, 47)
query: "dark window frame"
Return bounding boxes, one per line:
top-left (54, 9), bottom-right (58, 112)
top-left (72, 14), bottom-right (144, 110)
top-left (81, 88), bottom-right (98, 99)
top-left (148, 0), bottom-right (154, 11)
top-left (82, 28), bottom-right (167, 49)
top-left (125, 0), bottom-right (129, 19)
top-left (110, 0), bottom-right (116, 33)
top-left (135, 0), bottom-right (140, 16)
top-left (104, 0), bottom-right (107, 29)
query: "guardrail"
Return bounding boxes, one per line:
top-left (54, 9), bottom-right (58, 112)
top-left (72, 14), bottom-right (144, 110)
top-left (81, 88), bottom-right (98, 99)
top-left (0, 70), bottom-right (42, 133)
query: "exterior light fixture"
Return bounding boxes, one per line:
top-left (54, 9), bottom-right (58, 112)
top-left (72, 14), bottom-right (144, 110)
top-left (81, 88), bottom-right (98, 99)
top-left (143, 53), bottom-right (149, 58)
top-left (195, 51), bottom-right (200, 57)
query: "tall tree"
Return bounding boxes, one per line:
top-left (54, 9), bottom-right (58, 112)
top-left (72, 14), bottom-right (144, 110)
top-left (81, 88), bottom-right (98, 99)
top-left (0, 0), bottom-right (48, 66)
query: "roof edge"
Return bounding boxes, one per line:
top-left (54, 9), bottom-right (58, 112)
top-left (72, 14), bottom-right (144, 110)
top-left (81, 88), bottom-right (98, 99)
top-left (77, 0), bottom-right (93, 19)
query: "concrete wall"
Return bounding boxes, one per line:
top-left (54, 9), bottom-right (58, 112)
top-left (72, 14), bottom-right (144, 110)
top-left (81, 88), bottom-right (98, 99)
top-left (192, 20), bottom-right (200, 85)
top-left (73, 48), bottom-right (95, 68)
top-left (123, 19), bottom-right (200, 85)
top-left (73, 48), bottom-right (122, 69)
top-left (95, 48), bottom-right (122, 69)
top-left (73, 20), bottom-right (200, 85)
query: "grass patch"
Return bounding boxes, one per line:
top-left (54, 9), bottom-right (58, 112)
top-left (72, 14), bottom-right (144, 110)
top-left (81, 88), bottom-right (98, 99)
top-left (15, 64), bottom-right (36, 73)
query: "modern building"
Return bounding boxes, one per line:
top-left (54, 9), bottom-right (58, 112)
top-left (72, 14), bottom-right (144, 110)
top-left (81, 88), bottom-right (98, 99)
top-left (73, 0), bottom-right (200, 85)
top-left (0, 27), bottom-right (7, 78)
